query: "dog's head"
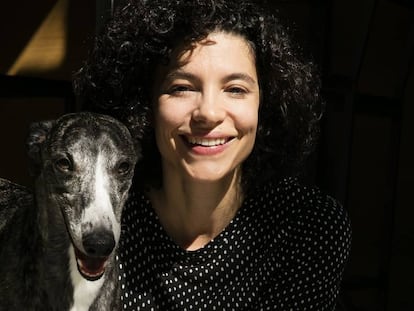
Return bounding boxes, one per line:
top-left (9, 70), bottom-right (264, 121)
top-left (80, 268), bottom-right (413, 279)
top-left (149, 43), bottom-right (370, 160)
top-left (27, 112), bottom-right (140, 281)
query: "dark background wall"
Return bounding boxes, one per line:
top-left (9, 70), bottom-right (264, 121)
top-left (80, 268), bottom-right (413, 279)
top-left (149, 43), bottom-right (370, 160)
top-left (0, 0), bottom-right (413, 310)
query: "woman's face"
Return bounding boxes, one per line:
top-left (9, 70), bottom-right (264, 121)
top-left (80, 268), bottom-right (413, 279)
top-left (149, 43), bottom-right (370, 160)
top-left (153, 31), bottom-right (260, 183)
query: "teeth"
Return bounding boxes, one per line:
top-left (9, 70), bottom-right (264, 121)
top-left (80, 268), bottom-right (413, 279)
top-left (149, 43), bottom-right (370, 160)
top-left (187, 137), bottom-right (227, 146)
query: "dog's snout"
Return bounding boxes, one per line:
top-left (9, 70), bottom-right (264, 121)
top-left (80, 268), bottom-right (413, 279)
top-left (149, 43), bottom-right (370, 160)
top-left (82, 230), bottom-right (115, 257)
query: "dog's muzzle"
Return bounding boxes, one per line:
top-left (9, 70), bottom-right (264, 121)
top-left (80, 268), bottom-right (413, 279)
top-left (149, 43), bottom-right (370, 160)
top-left (74, 230), bottom-right (115, 281)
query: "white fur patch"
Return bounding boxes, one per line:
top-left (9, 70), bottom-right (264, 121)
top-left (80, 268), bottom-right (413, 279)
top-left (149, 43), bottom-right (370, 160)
top-left (83, 153), bottom-right (120, 243)
top-left (69, 246), bottom-right (105, 311)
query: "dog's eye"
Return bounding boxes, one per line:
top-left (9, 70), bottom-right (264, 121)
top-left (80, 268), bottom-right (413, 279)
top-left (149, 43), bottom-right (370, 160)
top-left (117, 161), bottom-right (131, 175)
top-left (55, 158), bottom-right (72, 172)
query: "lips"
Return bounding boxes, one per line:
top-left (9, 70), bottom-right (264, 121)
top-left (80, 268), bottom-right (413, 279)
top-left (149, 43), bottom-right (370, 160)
top-left (184, 135), bottom-right (234, 147)
top-left (74, 247), bottom-right (109, 281)
top-left (181, 135), bottom-right (235, 156)
top-left (186, 136), bottom-right (228, 147)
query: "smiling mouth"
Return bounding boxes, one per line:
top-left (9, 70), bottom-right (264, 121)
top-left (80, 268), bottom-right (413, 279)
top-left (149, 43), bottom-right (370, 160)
top-left (184, 136), bottom-right (233, 147)
top-left (74, 247), bottom-right (109, 281)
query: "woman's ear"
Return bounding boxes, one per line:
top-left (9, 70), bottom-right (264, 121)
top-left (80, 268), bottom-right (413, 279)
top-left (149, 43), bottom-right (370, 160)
top-left (26, 120), bottom-right (55, 177)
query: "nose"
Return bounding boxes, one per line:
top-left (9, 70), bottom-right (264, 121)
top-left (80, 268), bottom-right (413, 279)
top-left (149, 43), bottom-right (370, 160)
top-left (82, 230), bottom-right (115, 257)
top-left (192, 90), bottom-right (226, 125)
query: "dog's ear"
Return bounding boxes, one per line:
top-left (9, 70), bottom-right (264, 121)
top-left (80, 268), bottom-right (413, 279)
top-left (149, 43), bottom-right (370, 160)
top-left (26, 120), bottom-right (55, 176)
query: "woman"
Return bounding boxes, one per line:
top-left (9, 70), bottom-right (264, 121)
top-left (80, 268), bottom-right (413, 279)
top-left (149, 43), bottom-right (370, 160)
top-left (74, 0), bottom-right (351, 309)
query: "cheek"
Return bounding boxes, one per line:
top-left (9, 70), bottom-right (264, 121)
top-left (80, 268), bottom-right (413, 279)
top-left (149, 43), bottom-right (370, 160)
top-left (154, 102), bottom-right (186, 153)
top-left (155, 99), bottom-right (190, 131)
top-left (154, 106), bottom-right (175, 142)
top-left (233, 105), bottom-right (259, 135)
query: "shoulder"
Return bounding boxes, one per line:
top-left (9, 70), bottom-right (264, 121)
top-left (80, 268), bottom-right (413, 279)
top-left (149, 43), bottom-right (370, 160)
top-left (257, 178), bottom-right (351, 307)
top-left (253, 177), bottom-right (352, 269)
top-left (0, 178), bottom-right (32, 231)
top-left (125, 188), bottom-right (150, 212)
top-left (259, 177), bottom-right (351, 235)
top-left (272, 177), bottom-right (351, 268)
top-left (122, 188), bottom-right (152, 228)
top-left (0, 178), bottom-right (32, 205)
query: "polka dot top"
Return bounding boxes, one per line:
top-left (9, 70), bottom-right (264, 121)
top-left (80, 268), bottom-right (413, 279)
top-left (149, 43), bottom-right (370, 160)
top-left (117, 177), bottom-right (352, 310)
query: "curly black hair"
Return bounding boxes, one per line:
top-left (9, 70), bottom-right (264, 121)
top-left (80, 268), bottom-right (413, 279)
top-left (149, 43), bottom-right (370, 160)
top-left (74, 0), bottom-right (323, 193)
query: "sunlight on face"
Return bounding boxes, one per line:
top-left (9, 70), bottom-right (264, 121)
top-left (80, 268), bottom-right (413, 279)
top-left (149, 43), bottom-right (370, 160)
top-left (153, 31), bottom-right (260, 184)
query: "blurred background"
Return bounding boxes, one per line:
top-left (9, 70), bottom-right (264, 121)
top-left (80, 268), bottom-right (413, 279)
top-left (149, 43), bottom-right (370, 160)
top-left (0, 0), bottom-right (413, 310)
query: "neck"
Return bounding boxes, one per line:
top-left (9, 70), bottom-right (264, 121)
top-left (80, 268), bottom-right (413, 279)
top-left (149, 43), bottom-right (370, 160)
top-left (150, 170), bottom-right (243, 251)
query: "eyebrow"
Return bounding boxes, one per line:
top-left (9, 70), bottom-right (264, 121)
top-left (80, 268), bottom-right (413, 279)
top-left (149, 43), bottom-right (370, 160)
top-left (222, 73), bottom-right (257, 86)
top-left (164, 70), bottom-right (200, 84)
top-left (164, 70), bottom-right (257, 86)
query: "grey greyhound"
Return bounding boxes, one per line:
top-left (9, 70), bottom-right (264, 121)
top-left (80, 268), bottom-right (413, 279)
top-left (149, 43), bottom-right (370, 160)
top-left (0, 112), bottom-right (140, 310)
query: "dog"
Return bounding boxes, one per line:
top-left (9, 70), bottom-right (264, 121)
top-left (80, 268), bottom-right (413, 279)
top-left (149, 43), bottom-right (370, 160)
top-left (0, 112), bottom-right (139, 310)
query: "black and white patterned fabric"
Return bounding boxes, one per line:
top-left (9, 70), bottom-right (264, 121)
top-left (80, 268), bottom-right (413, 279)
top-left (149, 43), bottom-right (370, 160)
top-left (117, 177), bottom-right (352, 310)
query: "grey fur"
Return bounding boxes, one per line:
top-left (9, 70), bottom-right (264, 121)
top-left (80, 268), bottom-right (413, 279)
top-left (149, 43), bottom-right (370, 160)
top-left (0, 112), bottom-right (139, 310)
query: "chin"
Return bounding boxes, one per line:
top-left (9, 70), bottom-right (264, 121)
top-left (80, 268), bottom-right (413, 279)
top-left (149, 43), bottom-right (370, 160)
top-left (182, 164), bottom-right (239, 184)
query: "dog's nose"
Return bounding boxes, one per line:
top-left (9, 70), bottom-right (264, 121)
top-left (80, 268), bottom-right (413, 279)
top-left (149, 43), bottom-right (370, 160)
top-left (82, 230), bottom-right (115, 257)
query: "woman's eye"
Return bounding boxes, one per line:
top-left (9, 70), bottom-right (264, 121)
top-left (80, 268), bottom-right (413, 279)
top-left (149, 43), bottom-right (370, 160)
top-left (226, 86), bottom-right (248, 95)
top-left (167, 85), bottom-right (192, 95)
